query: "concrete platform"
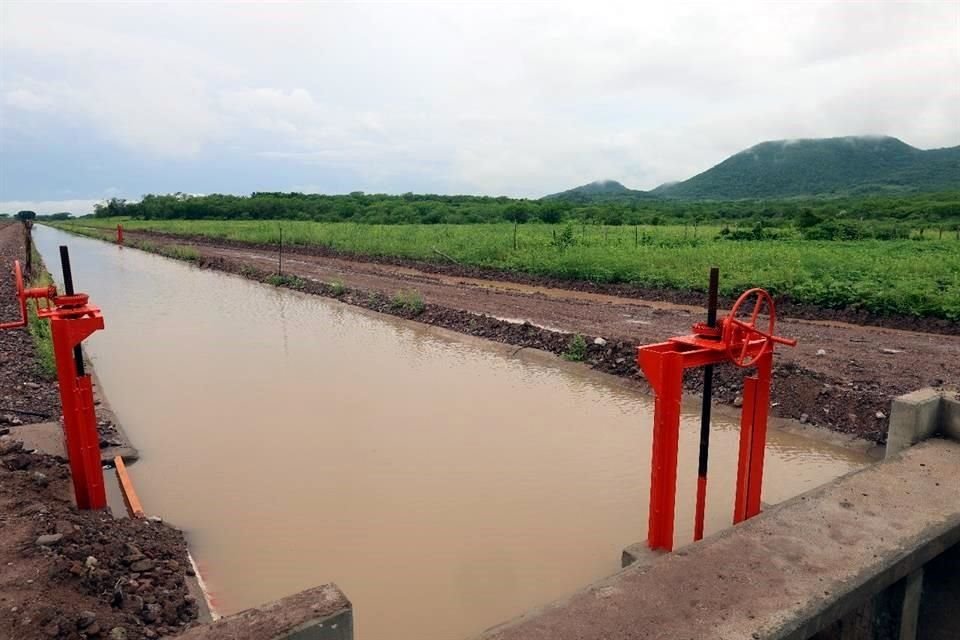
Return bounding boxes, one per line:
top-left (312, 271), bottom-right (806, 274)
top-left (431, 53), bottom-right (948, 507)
top-left (5, 420), bottom-right (137, 464)
top-left (474, 439), bottom-right (960, 640)
top-left (175, 584), bottom-right (352, 640)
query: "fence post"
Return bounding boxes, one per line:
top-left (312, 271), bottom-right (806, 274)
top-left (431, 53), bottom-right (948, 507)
top-left (23, 221), bottom-right (32, 278)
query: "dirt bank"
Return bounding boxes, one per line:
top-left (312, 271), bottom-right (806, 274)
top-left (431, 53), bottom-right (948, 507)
top-left (0, 439), bottom-right (200, 639)
top-left (78, 226), bottom-right (959, 443)
top-left (0, 222), bottom-right (61, 427)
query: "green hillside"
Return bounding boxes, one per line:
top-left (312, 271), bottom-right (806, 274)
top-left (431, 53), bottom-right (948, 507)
top-left (653, 136), bottom-right (960, 199)
top-left (543, 180), bottom-right (657, 203)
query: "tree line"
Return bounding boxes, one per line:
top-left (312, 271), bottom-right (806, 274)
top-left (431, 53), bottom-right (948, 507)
top-left (42, 189), bottom-right (959, 236)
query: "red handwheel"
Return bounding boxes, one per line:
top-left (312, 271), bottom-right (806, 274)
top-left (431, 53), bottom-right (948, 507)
top-left (724, 288), bottom-right (778, 368)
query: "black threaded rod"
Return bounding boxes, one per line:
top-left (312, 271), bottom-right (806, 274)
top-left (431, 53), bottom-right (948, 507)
top-left (59, 245), bottom-right (85, 377)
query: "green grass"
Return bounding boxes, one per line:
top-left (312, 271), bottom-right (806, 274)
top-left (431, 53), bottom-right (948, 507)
top-left (159, 244), bottom-right (199, 261)
top-left (390, 289), bottom-right (425, 315)
top-left (26, 245), bottom-right (56, 379)
top-left (563, 334), bottom-right (588, 362)
top-left (266, 274), bottom-right (306, 289)
top-left (51, 219), bottom-right (960, 320)
top-left (329, 279), bottom-right (347, 297)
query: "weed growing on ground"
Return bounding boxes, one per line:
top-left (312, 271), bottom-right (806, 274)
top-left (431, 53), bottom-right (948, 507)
top-left (390, 289), bottom-right (425, 315)
top-left (329, 279), bottom-right (346, 297)
top-left (266, 274), bottom-right (307, 289)
top-left (26, 246), bottom-right (56, 379)
top-left (238, 264), bottom-right (261, 278)
top-left (160, 245), bottom-right (199, 261)
top-left (129, 239), bottom-right (159, 253)
top-left (563, 334), bottom-right (587, 361)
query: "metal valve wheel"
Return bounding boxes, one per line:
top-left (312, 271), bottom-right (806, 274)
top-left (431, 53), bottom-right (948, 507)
top-left (724, 288), bottom-right (778, 368)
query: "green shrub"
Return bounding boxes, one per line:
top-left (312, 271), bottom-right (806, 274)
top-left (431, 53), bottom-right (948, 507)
top-left (266, 274), bottom-right (306, 289)
top-left (329, 279), bottom-right (346, 297)
top-left (26, 250), bottom-right (56, 379)
top-left (390, 289), bottom-right (425, 315)
top-left (563, 334), bottom-right (587, 361)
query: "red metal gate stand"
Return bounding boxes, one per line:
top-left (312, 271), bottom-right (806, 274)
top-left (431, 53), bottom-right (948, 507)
top-left (637, 287), bottom-right (796, 552)
top-left (1, 248), bottom-right (107, 510)
top-left (117, 224), bottom-right (124, 245)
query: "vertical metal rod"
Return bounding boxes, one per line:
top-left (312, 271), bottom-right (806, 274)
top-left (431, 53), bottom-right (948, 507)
top-left (24, 223), bottom-right (32, 277)
top-left (693, 266), bottom-right (719, 541)
top-left (278, 226), bottom-right (283, 276)
top-left (59, 245), bottom-right (85, 377)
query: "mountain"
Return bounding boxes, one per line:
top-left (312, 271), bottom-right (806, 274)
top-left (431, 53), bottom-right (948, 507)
top-left (543, 180), bottom-right (658, 203)
top-left (652, 136), bottom-right (960, 199)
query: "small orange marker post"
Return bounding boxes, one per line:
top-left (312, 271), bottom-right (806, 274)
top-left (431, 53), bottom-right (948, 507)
top-left (114, 456), bottom-right (145, 519)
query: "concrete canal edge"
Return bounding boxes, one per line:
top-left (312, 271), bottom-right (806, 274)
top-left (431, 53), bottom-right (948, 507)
top-left (174, 585), bottom-right (352, 640)
top-left (474, 388), bottom-right (960, 640)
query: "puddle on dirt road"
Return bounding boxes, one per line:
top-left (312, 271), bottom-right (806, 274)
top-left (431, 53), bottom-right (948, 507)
top-left (35, 226), bottom-right (870, 640)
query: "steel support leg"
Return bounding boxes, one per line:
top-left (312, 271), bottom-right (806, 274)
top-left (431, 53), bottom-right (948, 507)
top-left (734, 351), bottom-right (772, 524)
top-left (647, 351), bottom-right (683, 551)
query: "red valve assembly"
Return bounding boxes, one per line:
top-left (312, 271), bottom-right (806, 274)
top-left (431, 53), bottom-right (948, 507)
top-left (2, 248), bottom-right (107, 510)
top-left (637, 275), bottom-right (796, 552)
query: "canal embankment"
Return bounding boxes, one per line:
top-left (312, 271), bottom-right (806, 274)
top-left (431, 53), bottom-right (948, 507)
top-left (50, 224), bottom-right (960, 444)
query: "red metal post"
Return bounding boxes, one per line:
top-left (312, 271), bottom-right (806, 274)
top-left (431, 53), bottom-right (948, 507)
top-left (733, 350), bottom-right (772, 523)
top-left (644, 349), bottom-right (684, 551)
top-left (49, 311), bottom-right (106, 510)
top-left (117, 224), bottom-right (124, 245)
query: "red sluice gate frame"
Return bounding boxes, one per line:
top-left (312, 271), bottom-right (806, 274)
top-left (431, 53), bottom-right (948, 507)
top-left (637, 287), bottom-right (796, 552)
top-left (2, 251), bottom-right (107, 510)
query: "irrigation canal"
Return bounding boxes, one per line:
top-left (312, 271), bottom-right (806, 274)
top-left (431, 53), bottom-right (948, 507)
top-left (35, 225), bottom-right (870, 640)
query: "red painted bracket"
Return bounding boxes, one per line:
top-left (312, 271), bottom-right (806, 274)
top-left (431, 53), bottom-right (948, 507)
top-left (637, 289), bottom-right (795, 552)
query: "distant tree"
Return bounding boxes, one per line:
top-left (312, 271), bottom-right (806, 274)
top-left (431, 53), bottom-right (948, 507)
top-left (93, 198), bottom-right (127, 217)
top-left (796, 209), bottom-right (822, 228)
top-left (503, 203), bottom-right (530, 224)
top-left (538, 202), bottom-right (564, 224)
top-left (15, 210), bottom-right (36, 221)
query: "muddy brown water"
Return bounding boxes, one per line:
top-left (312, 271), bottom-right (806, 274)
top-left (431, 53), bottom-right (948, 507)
top-left (35, 226), bottom-right (870, 640)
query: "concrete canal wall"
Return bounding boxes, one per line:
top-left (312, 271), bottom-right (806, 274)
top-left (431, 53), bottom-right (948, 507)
top-left (175, 585), bottom-right (352, 640)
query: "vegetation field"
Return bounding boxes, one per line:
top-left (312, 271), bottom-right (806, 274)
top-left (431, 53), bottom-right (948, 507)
top-left (53, 219), bottom-right (960, 321)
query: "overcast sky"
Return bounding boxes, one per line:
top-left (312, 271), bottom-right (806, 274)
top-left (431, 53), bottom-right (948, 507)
top-left (1, 1), bottom-right (958, 214)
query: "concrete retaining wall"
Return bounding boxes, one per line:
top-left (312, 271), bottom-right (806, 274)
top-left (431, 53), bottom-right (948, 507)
top-left (175, 584), bottom-right (352, 640)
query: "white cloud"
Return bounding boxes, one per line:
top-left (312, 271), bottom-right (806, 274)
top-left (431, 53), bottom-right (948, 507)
top-left (0, 199), bottom-right (102, 216)
top-left (1, 0), bottom-right (957, 198)
top-left (3, 87), bottom-right (53, 111)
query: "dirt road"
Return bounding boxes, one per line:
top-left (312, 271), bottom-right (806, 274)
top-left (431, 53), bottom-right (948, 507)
top-left (75, 227), bottom-right (960, 441)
